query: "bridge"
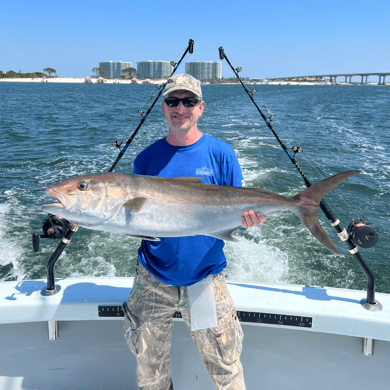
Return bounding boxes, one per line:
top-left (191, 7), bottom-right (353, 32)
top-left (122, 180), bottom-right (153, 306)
top-left (268, 73), bottom-right (390, 84)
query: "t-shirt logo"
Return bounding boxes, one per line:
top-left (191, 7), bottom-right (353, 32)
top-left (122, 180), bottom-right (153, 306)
top-left (196, 167), bottom-right (213, 176)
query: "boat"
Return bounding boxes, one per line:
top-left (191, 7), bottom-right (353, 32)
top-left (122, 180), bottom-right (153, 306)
top-left (1, 266), bottom-right (389, 389)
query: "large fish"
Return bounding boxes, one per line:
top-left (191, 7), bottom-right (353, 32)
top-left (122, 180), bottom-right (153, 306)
top-left (42, 170), bottom-right (360, 256)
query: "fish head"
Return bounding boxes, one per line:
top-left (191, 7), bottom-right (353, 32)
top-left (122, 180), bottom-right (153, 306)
top-left (42, 173), bottom-right (128, 226)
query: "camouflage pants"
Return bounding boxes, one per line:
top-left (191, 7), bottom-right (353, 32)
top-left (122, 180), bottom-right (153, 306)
top-left (124, 264), bottom-right (245, 390)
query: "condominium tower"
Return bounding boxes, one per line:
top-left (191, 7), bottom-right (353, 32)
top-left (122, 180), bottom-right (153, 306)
top-left (185, 62), bottom-right (222, 81)
top-left (137, 61), bottom-right (172, 78)
top-left (98, 61), bottom-right (132, 79)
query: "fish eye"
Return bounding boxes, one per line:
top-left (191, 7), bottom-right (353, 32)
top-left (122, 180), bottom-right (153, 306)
top-left (78, 182), bottom-right (89, 191)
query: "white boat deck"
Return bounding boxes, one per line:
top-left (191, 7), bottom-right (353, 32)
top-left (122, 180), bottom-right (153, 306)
top-left (1, 277), bottom-right (389, 389)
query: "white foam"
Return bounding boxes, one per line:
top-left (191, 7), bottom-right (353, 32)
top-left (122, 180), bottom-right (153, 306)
top-left (0, 202), bottom-right (25, 281)
top-left (224, 228), bottom-right (289, 284)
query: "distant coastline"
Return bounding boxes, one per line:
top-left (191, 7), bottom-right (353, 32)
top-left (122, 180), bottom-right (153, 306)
top-left (0, 77), bottom-right (165, 85)
top-left (0, 77), bottom-right (388, 86)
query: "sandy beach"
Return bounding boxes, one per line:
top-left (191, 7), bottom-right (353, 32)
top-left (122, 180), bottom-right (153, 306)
top-left (0, 77), bottom-right (388, 86)
top-left (0, 77), bottom-right (167, 84)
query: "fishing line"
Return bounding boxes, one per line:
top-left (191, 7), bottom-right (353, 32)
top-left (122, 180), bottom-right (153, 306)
top-left (260, 102), bottom-right (363, 218)
top-left (173, 43), bottom-right (191, 64)
top-left (261, 98), bottom-right (377, 243)
top-left (219, 45), bottom-right (378, 306)
top-left (114, 92), bottom-right (162, 151)
top-left (300, 156), bottom-right (358, 214)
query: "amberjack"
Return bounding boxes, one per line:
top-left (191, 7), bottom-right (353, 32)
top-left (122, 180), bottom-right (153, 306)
top-left (42, 170), bottom-right (360, 256)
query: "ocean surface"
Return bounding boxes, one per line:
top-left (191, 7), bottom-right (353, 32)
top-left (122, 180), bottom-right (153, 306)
top-left (1, 82), bottom-right (389, 295)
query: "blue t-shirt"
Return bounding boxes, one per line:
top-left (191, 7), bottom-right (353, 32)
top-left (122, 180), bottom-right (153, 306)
top-left (134, 134), bottom-right (244, 286)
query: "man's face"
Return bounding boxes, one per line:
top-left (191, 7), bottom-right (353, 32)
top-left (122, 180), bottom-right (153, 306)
top-left (162, 90), bottom-right (204, 133)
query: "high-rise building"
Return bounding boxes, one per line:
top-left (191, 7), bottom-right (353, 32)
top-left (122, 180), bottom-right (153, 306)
top-left (98, 61), bottom-right (132, 79)
top-left (137, 61), bottom-right (172, 79)
top-left (185, 62), bottom-right (222, 81)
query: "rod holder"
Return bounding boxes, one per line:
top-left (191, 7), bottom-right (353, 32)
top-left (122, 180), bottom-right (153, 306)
top-left (41, 224), bottom-right (79, 296)
top-left (361, 298), bottom-right (382, 312)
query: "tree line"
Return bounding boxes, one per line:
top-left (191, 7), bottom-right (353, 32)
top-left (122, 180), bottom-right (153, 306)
top-left (1, 68), bottom-right (57, 78)
top-left (1, 66), bottom-right (139, 79)
top-left (91, 67), bottom-right (140, 79)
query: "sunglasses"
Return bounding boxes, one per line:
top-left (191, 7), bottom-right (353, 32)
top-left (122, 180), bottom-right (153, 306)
top-left (164, 97), bottom-right (201, 108)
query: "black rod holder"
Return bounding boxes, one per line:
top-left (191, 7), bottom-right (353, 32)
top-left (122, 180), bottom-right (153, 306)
top-left (41, 224), bottom-right (79, 296)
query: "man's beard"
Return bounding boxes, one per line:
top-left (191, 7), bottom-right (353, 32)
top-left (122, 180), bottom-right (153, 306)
top-left (171, 116), bottom-right (196, 132)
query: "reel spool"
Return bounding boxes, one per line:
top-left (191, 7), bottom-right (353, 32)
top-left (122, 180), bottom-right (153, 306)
top-left (347, 219), bottom-right (378, 249)
top-left (32, 215), bottom-right (71, 252)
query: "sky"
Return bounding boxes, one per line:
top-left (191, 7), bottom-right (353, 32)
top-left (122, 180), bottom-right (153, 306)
top-left (1, 0), bottom-right (389, 80)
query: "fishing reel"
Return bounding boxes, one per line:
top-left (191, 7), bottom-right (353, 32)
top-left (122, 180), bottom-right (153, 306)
top-left (347, 219), bottom-right (378, 249)
top-left (32, 214), bottom-right (71, 252)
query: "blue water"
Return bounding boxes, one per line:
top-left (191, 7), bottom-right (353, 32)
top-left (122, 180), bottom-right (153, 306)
top-left (1, 82), bottom-right (389, 294)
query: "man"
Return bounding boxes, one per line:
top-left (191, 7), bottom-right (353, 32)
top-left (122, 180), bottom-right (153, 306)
top-left (124, 74), bottom-right (266, 390)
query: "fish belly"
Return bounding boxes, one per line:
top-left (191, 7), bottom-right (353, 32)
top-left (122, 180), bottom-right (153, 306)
top-left (111, 200), bottom-right (288, 238)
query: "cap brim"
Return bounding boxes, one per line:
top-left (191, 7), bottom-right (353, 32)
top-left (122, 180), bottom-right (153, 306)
top-left (163, 85), bottom-right (202, 99)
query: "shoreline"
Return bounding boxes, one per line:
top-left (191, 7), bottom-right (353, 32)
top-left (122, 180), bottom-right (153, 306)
top-left (0, 77), bottom-right (166, 85)
top-left (0, 77), bottom-right (388, 86)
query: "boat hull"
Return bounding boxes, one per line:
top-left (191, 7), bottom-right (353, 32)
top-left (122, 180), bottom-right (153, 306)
top-left (1, 277), bottom-right (390, 389)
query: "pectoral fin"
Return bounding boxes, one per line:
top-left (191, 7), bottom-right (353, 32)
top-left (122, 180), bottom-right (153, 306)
top-left (127, 235), bottom-right (160, 241)
top-left (124, 197), bottom-right (147, 213)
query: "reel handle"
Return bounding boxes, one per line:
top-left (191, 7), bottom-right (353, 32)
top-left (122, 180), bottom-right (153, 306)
top-left (32, 215), bottom-right (71, 252)
top-left (32, 232), bottom-right (40, 252)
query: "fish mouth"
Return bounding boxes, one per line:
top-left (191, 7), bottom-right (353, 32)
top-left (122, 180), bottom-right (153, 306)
top-left (42, 203), bottom-right (65, 213)
top-left (44, 187), bottom-right (74, 210)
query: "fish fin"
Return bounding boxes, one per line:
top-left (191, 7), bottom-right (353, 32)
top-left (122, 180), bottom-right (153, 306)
top-left (291, 170), bottom-right (360, 256)
top-left (124, 197), bottom-right (147, 213)
top-left (127, 235), bottom-right (160, 241)
top-left (210, 227), bottom-right (241, 242)
top-left (172, 177), bottom-right (205, 182)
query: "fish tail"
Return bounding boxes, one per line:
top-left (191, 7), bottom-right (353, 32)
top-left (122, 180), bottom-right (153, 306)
top-left (291, 170), bottom-right (360, 256)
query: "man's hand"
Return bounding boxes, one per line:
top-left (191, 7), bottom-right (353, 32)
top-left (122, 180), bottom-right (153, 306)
top-left (241, 210), bottom-right (266, 229)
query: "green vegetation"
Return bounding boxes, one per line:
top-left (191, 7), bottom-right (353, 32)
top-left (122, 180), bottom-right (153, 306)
top-left (121, 67), bottom-right (139, 79)
top-left (0, 70), bottom-right (46, 78)
top-left (91, 67), bottom-right (104, 78)
top-left (43, 68), bottom-right (57, 77)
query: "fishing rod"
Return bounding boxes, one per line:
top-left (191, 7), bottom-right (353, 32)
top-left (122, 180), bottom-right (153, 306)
top-left (33, 39), bottom-right (195, 295)
top-left (218, 46), bottom-right (379, 308)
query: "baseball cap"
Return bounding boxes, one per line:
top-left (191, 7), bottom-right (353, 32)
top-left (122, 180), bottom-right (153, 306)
top-left (163, 74), bottom-right (202, 100)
